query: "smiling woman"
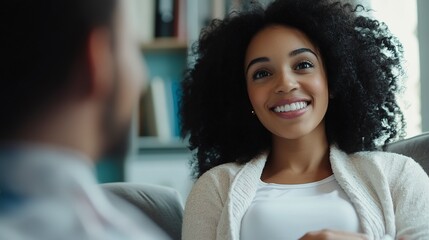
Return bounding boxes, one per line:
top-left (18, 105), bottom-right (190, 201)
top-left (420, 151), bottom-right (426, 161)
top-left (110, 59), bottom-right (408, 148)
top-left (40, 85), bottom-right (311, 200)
top-left (179, 0), bottom-right (429, 239)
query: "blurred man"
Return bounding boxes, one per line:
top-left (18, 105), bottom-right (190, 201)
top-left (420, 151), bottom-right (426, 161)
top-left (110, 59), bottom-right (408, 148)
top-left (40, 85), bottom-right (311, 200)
top-left (0, 0), bottom-right (169, 239)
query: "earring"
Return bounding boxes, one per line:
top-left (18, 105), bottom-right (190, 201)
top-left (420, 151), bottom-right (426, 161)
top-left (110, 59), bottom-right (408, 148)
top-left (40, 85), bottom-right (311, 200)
top-left (251, 110), bottom-right (255, 115)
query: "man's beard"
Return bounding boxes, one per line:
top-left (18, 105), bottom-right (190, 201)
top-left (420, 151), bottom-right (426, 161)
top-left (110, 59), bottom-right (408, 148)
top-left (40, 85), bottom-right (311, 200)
top-left (102, 116), bottom-right (131, 161)
top-left (100, 77), bottom-right (132, 162)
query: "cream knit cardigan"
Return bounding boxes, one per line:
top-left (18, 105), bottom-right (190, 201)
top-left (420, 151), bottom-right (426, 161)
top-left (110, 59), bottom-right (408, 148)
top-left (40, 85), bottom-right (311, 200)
top-left (182, 146), bottom-right (429, 240)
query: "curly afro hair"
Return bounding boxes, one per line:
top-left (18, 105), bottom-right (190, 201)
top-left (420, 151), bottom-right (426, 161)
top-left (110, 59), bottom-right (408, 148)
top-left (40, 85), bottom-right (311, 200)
top-left (180, 0), bottom-right (405, 177)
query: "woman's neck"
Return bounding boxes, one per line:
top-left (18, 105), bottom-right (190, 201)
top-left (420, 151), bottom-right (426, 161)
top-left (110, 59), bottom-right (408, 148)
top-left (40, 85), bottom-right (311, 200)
top-left (262, 124), bottom-right (331, 184)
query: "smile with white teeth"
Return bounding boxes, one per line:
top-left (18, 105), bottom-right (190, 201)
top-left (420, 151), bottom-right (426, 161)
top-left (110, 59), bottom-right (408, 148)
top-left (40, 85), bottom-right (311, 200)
top-left (273, 101), bottom-right (308, 113)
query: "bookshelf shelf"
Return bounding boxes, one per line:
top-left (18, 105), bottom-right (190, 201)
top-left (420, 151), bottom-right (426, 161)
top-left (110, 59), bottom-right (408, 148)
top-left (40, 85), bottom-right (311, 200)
top-left (137, 137), bottom-right (189, 154)
top-left (141, 38), bottom-right (188, 51)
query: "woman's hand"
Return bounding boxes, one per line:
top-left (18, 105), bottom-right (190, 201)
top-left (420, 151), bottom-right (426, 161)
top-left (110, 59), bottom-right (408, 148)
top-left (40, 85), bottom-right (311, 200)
top-left (299, 230), bottom-right (368, 240)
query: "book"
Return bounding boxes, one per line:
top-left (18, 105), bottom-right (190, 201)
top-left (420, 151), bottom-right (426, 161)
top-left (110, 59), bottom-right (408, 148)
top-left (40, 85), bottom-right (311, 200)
top-left (198, 0), bottom-right (212, 29)
top-left (175, 0), bottom-right (188, 41)
top-left (212, 0), bottom-right (226, 19)
top-left (171, 80), bottom-right (182, 137)
top-left (164, 79), bottom-right (182, 137)
top-left (141, 77), bottom-right (173, 141)
top-left (155, 0), bottom-right (176, 37)
top-left (186, 0), bottom-right (199, 49)
top-left (127, 0), bottom-right (155, 43)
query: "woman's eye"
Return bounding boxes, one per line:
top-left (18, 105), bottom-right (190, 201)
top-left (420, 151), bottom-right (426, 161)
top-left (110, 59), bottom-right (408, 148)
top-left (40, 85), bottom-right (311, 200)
top-left (252, 70), bottom-right (271, 80)
top-left (295, 61), bottom-right (314, 70)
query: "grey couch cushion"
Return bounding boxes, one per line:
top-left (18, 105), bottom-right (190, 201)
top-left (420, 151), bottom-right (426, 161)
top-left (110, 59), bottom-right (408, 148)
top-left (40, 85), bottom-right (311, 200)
top-left (101, 183), bottom-right (183, 240)
top-left (384, 131), bottom-right (429, 174)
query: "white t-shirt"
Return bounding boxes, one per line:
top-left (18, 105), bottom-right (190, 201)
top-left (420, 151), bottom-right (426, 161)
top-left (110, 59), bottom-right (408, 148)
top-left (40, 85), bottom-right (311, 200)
top-left (240, 175), bottom-right (361, 240)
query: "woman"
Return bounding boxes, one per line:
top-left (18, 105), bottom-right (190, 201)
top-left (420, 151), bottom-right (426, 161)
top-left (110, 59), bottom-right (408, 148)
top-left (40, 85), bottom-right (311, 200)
top-left (180, 0), bottom-right (429, 239)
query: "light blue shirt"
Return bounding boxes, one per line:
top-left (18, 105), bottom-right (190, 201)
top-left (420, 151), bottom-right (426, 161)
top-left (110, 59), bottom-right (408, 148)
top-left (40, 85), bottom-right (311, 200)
top-left (0, 144), bottom-right (169, 240)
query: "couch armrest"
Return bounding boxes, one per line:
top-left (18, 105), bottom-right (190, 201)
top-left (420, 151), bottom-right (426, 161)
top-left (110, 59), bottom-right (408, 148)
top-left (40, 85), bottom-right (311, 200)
top-left (384, 132), bottom-right (429, 174)
top-left (101, 182), bottom-right (183, 240)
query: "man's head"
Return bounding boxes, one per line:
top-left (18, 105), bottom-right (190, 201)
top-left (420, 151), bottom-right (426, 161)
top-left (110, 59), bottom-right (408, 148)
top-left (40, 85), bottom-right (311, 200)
top-left (1, 0), bottom-right (146, 159)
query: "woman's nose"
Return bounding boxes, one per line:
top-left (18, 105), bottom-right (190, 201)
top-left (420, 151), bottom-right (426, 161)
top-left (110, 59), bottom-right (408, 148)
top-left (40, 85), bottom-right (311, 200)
top-left (274, 70), bottom-right (299, 94)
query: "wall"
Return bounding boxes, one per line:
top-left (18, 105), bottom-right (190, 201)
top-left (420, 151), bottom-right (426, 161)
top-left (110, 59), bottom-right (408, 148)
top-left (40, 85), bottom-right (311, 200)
top-left (418, 0), bottom-right (429, 132)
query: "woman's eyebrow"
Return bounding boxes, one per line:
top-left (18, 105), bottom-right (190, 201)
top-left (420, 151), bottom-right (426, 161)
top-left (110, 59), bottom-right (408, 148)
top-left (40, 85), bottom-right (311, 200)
top-left (245, 48), bottom-right (317, 75)
top-left (245, 57), bottom-right (270, 75)
top-left (289, 48), bottom-right (318, 58)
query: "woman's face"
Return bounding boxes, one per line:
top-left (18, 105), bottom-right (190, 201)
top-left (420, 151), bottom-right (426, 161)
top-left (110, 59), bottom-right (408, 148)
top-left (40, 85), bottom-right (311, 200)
top-left (245, 25), bottom-right (329, 140)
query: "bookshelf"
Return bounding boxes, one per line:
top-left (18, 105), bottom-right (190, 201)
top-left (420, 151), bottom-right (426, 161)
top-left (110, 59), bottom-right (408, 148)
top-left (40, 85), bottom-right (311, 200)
top-left (129, 0), bottom-right (231, 150)
top-left (121, 0), bottom-right (231, 200)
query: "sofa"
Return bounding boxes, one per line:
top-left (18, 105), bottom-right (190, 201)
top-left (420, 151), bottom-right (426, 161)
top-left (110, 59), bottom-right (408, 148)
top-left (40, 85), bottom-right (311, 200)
top-left (384, 131), bottom-right (429, 173)
top-left (101, 131), bottom-right (429, 240)
top-left (101, 182), bottom-right (183, 240)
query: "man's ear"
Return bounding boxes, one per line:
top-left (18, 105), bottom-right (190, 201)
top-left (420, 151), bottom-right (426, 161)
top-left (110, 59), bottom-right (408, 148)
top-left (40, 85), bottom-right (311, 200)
top-left (85, 27), bottom-right (114, 100)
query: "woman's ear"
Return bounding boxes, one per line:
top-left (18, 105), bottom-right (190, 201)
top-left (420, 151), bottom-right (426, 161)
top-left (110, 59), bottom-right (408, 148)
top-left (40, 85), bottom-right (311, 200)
top-left (85, 27), bottom-right (115, 100)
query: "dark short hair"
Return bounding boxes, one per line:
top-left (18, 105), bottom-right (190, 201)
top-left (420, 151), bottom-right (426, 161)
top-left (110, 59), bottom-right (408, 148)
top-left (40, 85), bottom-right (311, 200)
top-left (180, 0), bottom-right (405, 177)
top-left (1, 0), bottom-right (117, 139)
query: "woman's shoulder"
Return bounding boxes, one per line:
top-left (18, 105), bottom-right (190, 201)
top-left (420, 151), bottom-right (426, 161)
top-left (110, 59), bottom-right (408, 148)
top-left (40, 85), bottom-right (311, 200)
top-left (333, 147), bottom-right (428, 197)
top-left (351, 150), bottom-right (417, 168)
top-left (196, 161), bottom-right (247, 186)
top-left (348, 149), bottom-right (426, 181)
top-left (184, 161), bottom-right (248, 209)
top-left (192, 154), bottom-right (267, 193)
top-left (332, 145), bottom-right (424, 178)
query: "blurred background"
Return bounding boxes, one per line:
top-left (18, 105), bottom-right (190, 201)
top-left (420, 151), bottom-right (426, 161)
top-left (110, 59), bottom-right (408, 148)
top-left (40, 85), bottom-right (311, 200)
top-left (96, 0), bottom-right (429, 202)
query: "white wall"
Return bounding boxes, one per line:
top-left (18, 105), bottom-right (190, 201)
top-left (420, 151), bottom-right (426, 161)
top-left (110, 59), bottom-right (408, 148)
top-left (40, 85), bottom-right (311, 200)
top-left (370, 0), bottom-right (422, 137)
top-left (417, 0), bottom-right (429, 132)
